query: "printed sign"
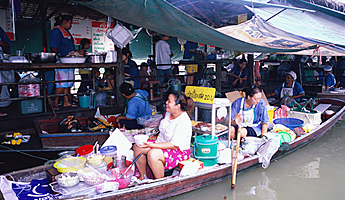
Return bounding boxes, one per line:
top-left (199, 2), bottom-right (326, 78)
top-left (92, 21), bottom-right (115, 52)
top-left (238, 14), bottom-right (247, 24)
top-left (70, 19), bottom-right (92, 45)
top-left (185, 86), bottom-right (215, 104)
top-left (0, 9), bottom-right (15, 40)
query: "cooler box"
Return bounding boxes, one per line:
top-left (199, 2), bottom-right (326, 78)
top-left (19, 99), bottom-right (43, 114)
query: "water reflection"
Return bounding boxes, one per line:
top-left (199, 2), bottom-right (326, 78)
top-left (245, 172), bottom-right (277, 200)
top-left (294, 158), bottom-right (320, 179)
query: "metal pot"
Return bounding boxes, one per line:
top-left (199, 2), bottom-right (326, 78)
top-left (87, 55), bottom-right (105, 63)
top-left (30, 52), bottom-right (57, 63)
top-left (169, 84), bottom-right (183, 92)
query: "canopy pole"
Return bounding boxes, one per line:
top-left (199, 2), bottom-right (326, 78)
top-left (266, 8), bottom-right (286, 22)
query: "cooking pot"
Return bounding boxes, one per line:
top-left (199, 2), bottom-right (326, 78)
top-left (169, 84), bottom-right (183, 92)
top-left (30, 52), bottom-right (57, 63)
top-left (87, 55), bottom-right (105, 63)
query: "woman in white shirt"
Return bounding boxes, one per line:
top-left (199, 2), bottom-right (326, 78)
top-left (133, 91), bottom-right (194, 180)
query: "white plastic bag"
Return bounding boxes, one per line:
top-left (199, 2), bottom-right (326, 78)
top-left (257, 135), bottom-right (280, 169)
top-left (107, 24), bottom-right (134, 49)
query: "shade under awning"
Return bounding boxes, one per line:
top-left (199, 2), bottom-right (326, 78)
top-left (77, 0), bottom-right (315, 53)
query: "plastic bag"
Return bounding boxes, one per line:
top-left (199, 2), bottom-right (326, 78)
top-left (273, 105), bottom-right (289, 119)
top-left (137, 114), bottom-right (163, 127)
top-left (241, 137), bottom-right (265, 155)
top-left (257, 135), bottom-right (280, 169)
top-left (18, 73), bottom-right (40, 97)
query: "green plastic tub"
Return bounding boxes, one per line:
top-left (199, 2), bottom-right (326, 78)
top-left (194, 134), bottom-right (219, 166)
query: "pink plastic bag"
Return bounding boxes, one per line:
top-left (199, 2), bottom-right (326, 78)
top-left (273, 105), bottom-right (289, 119)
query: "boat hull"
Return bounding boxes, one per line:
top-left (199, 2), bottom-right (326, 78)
top-left (5, 98), bottom-right (345, 200)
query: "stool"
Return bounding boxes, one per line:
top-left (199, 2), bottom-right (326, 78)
top-left (141, 81), bottom-right (163, 101)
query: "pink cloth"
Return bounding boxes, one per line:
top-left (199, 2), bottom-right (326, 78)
top-left (161, 148), bottom-right (191, 170)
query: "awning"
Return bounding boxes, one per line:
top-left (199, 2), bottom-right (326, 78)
top-left (244, 1), bottom-right (345, 49)
top-left (77, 0), bottom-right (316, 53)
top-left (216, 16), bottom-right (345, 56)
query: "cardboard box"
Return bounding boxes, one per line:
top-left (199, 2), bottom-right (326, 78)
top-left (225, 90), bottom-right (269, 105)
top-left (178, 158), bottom-right (204, 170)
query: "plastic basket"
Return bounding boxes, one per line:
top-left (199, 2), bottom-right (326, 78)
top-left (273, 118), bottom-right (304, 130)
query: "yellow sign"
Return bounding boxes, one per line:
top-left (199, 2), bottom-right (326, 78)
top-left (185, 86), bottom-right (216, 104)
top-left (186, 64), bottom-right (198, 74)
top-left (238, 14), bottom-right (247, 24)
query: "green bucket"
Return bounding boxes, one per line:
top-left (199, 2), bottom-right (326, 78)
top-left (194, 134), bottom-right (219, 166)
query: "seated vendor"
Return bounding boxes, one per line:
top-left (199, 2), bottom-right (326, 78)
top-left (116, 82), bottom-right (152, 129)
top-left (133, 91), bottom-right (194, 180)
top-left (266, 71), bottom-right (305, 102)
top-left (228, 59), bottom-right (248, 89)
top-left (323, 65), bottom-right (336, 91)
top-left (226, 85), bottom-right (269, 139)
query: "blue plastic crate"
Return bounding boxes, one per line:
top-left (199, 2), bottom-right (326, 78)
top-left (19, 99), bottom-right (43, 114)
top-left (273, 118), bottom-right (304, 130)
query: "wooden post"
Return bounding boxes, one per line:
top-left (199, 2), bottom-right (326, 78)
top-left (115, 46), bottom-right (125, 106)
top-left (215, 62), bottom-right (221, 92)
top-left (39, 0), bottom-right (48, 51)
top-left (247, 54), bottom-right (254, 85)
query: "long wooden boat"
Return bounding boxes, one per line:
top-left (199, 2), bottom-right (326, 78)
top-left (317, 92), bottom-right (345, 101)
top-left (4, 98), bottom-right (345, 200)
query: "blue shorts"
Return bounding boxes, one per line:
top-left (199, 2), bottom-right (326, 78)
top-left (118, 118), bottom-right (143, 130)
top-left (233, 125), bottom-right (257, 139)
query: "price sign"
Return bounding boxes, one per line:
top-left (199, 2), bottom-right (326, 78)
top-left (185, 86), bottom-right (215, 104)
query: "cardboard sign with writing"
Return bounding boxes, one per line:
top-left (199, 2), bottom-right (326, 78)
top-left (185, 86), bottom-right (215, 104)
top-left (225, 90), bottom-right (269, 105)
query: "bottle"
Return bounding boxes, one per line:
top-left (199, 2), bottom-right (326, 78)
top-left (120, 155), bottom-right (127, 169)
top-left (112, 155), bottom-right (118, 168)
top-left (89, 89), bottom-right (95, 109)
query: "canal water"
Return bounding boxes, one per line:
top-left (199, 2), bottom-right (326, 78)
top-left (170, 118), bottom-right (345, 200)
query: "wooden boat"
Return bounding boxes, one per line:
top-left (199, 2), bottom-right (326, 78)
top-left (317, 92), bottom-right (345, 101)
top-left (4, 98), bottom-right (345, 200)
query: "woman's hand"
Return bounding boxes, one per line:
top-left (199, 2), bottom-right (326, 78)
top-left (234, 113), bottom-right (242, 125)
top-left (136, 141), bottom-right (153, 149)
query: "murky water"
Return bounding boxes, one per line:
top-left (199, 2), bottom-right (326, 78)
top-left (170, 118), bottom-right (345, 200)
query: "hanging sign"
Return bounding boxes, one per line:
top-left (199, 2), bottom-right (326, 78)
top-left (185, 86), bottom-right (216, 104)
top-left (0, 9), bottom-right (15, 40)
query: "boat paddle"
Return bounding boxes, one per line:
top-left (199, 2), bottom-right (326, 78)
top-left (231, 126), bottom-right (242, 189)
top-left (119, 154), bottom-right (141, 178)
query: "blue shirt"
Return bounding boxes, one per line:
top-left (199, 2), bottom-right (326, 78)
top-left (0, 27), bottom-right (11, 53)
top-left (183, 41), bottom-right (198, 59)
top-left (274, 81), bottom-right (305, 101)
top-left (125, 59), bottom-right (140, 88)
top-left (126, 89), bottom-right (152, 119)
top-left (49, 28), bottom-right (75, 57)
top-left (231, 65), bottom-right (248, 78)
top-left (231, 97), bottom-right (269, 136)
top-left (325, 73), bottom-right (336, 91)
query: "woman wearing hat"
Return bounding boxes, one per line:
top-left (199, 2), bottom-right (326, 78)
top-left (323, 65), bottom-right (336, 91)
top-left (267, 71), bottom-right (305, 101)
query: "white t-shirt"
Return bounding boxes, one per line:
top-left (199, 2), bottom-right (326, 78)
top-left (156, 111), bottom-right (192, 150)
top-left (155, 40), bottom-right (172, 70)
